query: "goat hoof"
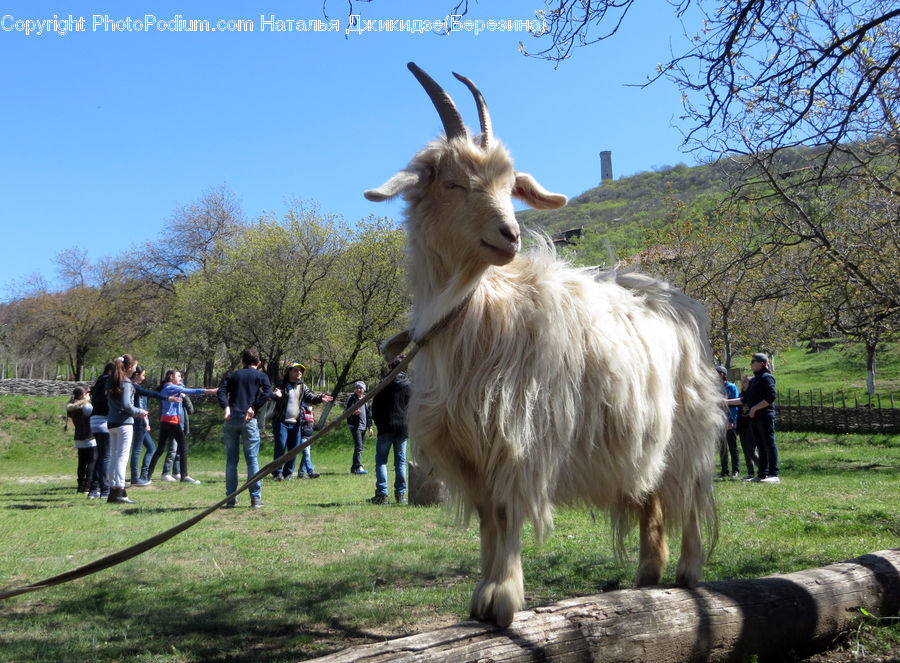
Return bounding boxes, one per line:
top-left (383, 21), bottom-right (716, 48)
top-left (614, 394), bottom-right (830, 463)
top-left (470, 578), bottom-right (522, 628)
top-left (636, 563), bottom-right (663, 587)
top-left (675, 562), bottom-right (701, 588)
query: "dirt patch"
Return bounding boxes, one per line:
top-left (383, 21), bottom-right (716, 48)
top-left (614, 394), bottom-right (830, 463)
top-left (11, 475), bottom-right (72, 485)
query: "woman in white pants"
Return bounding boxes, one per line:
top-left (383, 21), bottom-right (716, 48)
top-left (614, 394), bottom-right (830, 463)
top-left (105, 354), bottom-right (147, 504)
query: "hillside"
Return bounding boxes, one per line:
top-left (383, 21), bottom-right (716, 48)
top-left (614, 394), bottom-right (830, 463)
top-left (518, 161), bottom-right (731, 265)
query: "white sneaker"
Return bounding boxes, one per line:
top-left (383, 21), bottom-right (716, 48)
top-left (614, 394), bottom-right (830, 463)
top-left (161, 473), bottom-right (177, 482)
top-left (760, 476), bottom-right (781, 484)
top-left (180, 476), bottom-right (201, 485)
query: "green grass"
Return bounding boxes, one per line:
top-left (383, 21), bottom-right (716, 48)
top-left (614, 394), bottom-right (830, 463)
top-left (0, 396), bottom-right (898, 662)
top-left (751, 342), bottom-right (900, 398)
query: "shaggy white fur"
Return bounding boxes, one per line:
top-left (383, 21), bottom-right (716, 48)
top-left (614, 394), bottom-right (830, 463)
top-left (366, 63), bottom-right (722, 627)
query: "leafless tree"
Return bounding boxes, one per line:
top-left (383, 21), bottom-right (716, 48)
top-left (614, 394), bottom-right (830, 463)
top-left (126, 185), bottom-right (246, 295)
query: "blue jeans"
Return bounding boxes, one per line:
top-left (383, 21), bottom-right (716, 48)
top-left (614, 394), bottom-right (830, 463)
top-left (90, 431), bottom-right (110, 495)
top-left (375, 432), bottom-right (407, 498)
top-left (224, 418), bottom-right (261, 499)
top-left (298, 437), bottom-right (315, 476)
top-left (273, 420), bottom-right (300, 478)
top-left (131, 422), bottom-right (156, 481)
top-left (350, 427), bottom-right (366, 470)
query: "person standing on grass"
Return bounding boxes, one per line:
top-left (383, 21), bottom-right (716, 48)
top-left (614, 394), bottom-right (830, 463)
top-left (129, 365), bottom-right (180, 487)
top-left (297, 402), bottom-right (319, 479)
top-left (346, 381), bottom-right (374, 474)
top-left (161, 393), bottom-right (193, 481)
top-left (270, 361), bottom-right (332, 481)
top-left (736, 374), bottom-right (759, 480)
top-left (369, 356), bottom-right (412, 505)
top-left (217, 349), bottom-right (273, 508)
top-left (726, 353), bottom-right (779, 483)
top-left (716, 366), bottom-right (740, 479)
top-left (106, 354), bottom-right (147, 504)
top-left (87, 362), bottom-right (114, 500)
top-left (66, 386), bottom-right (96, 494)
top-left (146, 369), bottom-right (216, 485)
top-left (129, 367), bottom-right (156, 486)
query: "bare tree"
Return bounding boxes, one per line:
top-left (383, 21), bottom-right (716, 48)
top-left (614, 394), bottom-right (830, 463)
top-left (4, 249), bottom-right (150, 380)
top-left (127, 185), bottom-right (246, 295)
top-left (641, 196), bottom-right (796, 367)
top-left (476, 0), bottom-right (900, 386)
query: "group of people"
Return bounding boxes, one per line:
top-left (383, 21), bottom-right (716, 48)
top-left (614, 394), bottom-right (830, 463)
top-left (67, 348), bottom-right (778, 508)
top-left (66, 348), bottom-right (413, 510)
top-left (65, 355), bottom-right (217, 504)
top-left (717, 352), bottom-right (780, 484)
top-left (212, 348), bottom-right (412, 508)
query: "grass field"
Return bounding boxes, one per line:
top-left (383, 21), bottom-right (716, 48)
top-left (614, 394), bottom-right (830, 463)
top-left (0, 390), bottom-right (898, 662)
top-left (741, 342), bottom-right (900, 398)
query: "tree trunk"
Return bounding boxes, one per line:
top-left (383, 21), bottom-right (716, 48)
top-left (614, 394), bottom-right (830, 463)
top-left (204, 357), bottom-right (215, 389)
top-left (311, 549), bottom-right (900, 663)
top-left (866, 342), bottom-right (877, 395)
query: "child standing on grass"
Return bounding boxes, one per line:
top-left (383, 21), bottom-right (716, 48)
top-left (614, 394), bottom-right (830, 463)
top-left (66, 386), bottom-right (96, 494)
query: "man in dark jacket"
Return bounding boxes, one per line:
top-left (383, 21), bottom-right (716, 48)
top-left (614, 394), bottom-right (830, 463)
top-left (269, 361), bottom-right (332, 480)
top-left (745, 353), bottom-right (778, 483)
top-left (346, 381), bottom-right (373, 474)
top-left (217, 349), bottom-right (272, 508)
top-left (369, 356), bottom-right (412, 504)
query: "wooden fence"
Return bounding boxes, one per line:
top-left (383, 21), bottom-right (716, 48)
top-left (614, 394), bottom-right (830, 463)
top-left (775, 389), bottom-right (899, 434)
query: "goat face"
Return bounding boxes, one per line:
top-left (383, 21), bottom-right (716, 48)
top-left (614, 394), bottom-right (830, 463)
top-left (365, 63), bottom-right (567, 269)
top-left (417, 138), bottom-right (522, 267)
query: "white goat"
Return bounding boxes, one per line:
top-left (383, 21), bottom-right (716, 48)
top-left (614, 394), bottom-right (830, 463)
top-left (366, 63), bottom-right (722, 627)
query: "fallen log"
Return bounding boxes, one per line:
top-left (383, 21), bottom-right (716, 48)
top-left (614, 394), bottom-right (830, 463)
top-left (313, 548), bottom-right (900, 662)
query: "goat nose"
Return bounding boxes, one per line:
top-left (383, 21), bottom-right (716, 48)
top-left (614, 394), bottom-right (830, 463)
top-left (500, 223), bottom-right (520, 245)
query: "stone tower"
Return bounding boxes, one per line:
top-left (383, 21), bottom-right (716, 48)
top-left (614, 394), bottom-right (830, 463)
top-left (600, 151), bottom-right (613, 182)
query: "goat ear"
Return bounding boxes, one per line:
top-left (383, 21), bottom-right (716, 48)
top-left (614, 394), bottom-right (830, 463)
top-left (512, 172), bottom-right (568, 210)
top-left (365, 170), bottom-right (423, 202)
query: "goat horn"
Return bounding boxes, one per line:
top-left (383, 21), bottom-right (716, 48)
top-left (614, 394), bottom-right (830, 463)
top-left (407, 62), bottom-right (467, 142)
top-left (453, 72), bottom-right (492, 150)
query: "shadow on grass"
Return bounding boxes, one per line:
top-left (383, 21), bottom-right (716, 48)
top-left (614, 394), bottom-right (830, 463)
top-left (1, 553), bottom-right (481, 662)
top-left (781, 456), bottom-right (899, 476)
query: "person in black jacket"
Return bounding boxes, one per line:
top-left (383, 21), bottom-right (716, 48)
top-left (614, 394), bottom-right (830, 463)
top-left (369, 356), bottom-right (412, 504)
top-left (726, 353), bottom-right (779, 483)
top-left (346, 381), bottom-right (374, 474)
top-left (87, 362), bottom-right (114, 499)
top-left (735, 374), bottom-right (759, 480)
top-left (66, 386), bottom-right (96, 494)
top-left (216, 349), bottom-right (273, 508)
top-left (269, 361), bottom-right (332, 480)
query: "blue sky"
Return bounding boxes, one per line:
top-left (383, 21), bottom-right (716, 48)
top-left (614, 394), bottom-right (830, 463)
top-left (1, 0), bottom-right (698, 299)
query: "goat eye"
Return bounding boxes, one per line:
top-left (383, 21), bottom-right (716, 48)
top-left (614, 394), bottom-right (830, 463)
top-left (442, 181), bottom-right (466, 191)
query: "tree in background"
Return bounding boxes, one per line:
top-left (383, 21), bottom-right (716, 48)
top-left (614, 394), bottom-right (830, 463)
top-left (163, 201), bottom-right (346, 382)
top-left (788, 188), bottom-right (900, 393)
top-left (4, 249), bottom-right (152, 380)
top-left (315, 216), bottom-right (410, 396)
top-left (497, 0), bottom-right (899, 386)
top-left (641, 194), bottom-right (797, 367)
top-left (127, 185), bottom-right (246, 296)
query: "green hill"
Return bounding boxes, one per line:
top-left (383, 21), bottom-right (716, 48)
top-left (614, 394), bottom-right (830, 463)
top-left (519, 161), bottom-right (730, 264)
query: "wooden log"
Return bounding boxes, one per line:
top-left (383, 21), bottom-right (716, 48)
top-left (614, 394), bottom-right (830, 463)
top-left (312, 549), bottom-right (900, 663)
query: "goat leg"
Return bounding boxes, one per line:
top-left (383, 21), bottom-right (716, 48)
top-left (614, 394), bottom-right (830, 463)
top-left (470, 503), bottom-right (524, 627)
top-left (636, 492), bottom-right (669, 586)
